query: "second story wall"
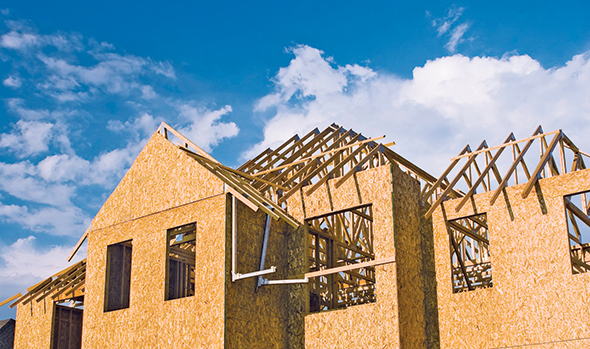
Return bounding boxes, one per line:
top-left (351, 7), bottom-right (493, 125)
top-left (433, 168), bottom-right (590, 349)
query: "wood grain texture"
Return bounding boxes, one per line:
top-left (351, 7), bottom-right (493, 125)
top-left (432, 168), bottom-right (590, 349)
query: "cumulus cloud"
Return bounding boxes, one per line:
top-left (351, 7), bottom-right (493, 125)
top-left (246, 45), bottom-right (590, 176)
top-left (0, 120), bottom-right (54, 156)
top-left (0, 235), bottom-right (86, 300)
top-left (0, 203), bottom-right (90, 236)
top-left (177, 104), bottom-right (239, 152)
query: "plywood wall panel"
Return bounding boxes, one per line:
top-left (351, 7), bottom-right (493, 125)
top-left (14, 299), bottom-right (54, 349)
top-left (91, 132), bottom-right (224, 231)
top-left (433, 168), bottom-right (590, 349)
top-left (224, 197), bottom-right (303, 349)
top-left (291, 164), bottom-right (436, 349)
top-left (83, 194), bottom-right (226, 349)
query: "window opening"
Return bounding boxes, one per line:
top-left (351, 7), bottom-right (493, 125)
top-left (52, 303), bottom-right (83, 349)
top-left (306, 204), bottom-right (375, 312)
top-left (564, 191), bottom-right (590, 274)
top-left (447, 213), bottom-right (492, 293)
top-left (104, 240), bottom-right (132, 312)
top-left (166, 222), bottom-right (196, 300)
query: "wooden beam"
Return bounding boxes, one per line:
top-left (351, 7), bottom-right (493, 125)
top-left (157, 122), bottom-right (219, 163)
top-left (521, 131), bottom-right (562, 199)
top-left (454, 133), bottom-right (515, 212)
top-left (425, 141), bottom-right (488, 218)
top-left (305, 255), bottom-right (395, 278)
top-left (451, 129), bottom-right (559, 160)
top-left (565, 198), bottom-right (590, 228)
top-left (252, 135), bottom-right (386, 177)
top-left (489, 126), bottom-right (543, 206)
top-left (67, 227), bottom-right (89, 262)
top-left (0, 293), bottom-right (21, 307)
top-left (448, 221), bottom-right (489, 245)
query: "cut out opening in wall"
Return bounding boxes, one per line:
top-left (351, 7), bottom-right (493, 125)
top-left (104, 240), bottom-right (132, 312)
top-left (306, 204), bottom-right (375, 313)
top-left (447, 213), bottom-right (492, 293)
top-left (166, 223), bottom-right (196, 301)
top-left (564, 191), bottom-right (590, 274)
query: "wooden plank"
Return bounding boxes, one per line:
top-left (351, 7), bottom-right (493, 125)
top-left (454, 133), bottom-right (515, 212)
top-left (306, 143), bottom-right (370, 197)
top-left (448, 221), bottom-right (489, 244)
top-left (521, 131), bottom-right (562, 199)
top-left (67, 227), bottom-right (89, 262)
top-left (252, 135), bottom-right (386, 177)
top-left (566, 198), bottom-right (590, 229)
top-left (0, 293), bottom-right (21, 307)
top-left (489, 126), bottom-right (543, 206)
top-left (425, 141), bottom-right (488, 218)
top-left (181, 148), bottom-right (289, 191)
top-left (334, 145), bottom-right (383, 189)
top-left (420, 144), bottom-right (471, 202)
top-left (157, 121), bottom-right (219, 163)
top-left (451, 129), bottom-right (559, 160)
top-left (305, 255), bottom-right (396, 278)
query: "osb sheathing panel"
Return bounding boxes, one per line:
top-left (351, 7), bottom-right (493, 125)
top-left (14, 297), bottom-right (55, 349)
top-left (91, 131), bottom-right (224, 231)
top-left (83, 194), bottom-right (226, 349)
top-left (289, 165), bottom-right (432, 349)
top-left (224, 198), bottom-right (304, 349)
top-left (432, 168), bottom-right (590, 349)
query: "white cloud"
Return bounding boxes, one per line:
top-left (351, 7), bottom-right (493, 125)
top-left (431, 7), bottom-right (465, 36)
top-left (246, 45), bottom-right (590, 176)
top-left (0, 236), bottom-right (85, 280)
top-left (3, 75), bottom-right (21, 88)
top-left (0, 31), bottom-right (38, 50)
top-left (445, 23), bottom-right (470, 53)
top-left (429, 6), bottom-right (471, 53)
top-left (176, 104), bottom-right (239, 152)
top-left (0, 162), bottom-right (75, 207)
top-left (0, 120), bottom-right (54, 156)
top-left (0, 203), bottom-right (90, 237)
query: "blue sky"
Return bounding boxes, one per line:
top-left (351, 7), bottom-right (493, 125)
top-left (1, 1), bottom-right (590, 319)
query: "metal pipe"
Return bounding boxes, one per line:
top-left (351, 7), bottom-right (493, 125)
top-left (231, 194), bottom-right (276, 282)
top-left (232, 194), bottom-right (237, 277)
top-left (256, 214), bottom-right (272, 290)
top-left (260, 278), bottom-right (309, 285)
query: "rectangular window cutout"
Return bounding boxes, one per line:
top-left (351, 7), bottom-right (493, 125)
top-left (166, 222), bottom-right (196, 301)
top-left (306, 204), bottom-right (375, 313)
top-left (104, 240), bottom-right (132, 312)
top-left (564, 191), bottom-right (590, 274)
top-left (51, 304), bottom-right (83, 349)
top-left (447, 213), bottom-right (492, 293)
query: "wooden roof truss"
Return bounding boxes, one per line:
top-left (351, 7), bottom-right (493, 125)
top-left (564, 191), bottom-right (590, 274)
top-left (425, 126), bottom-right (590, 218)
top-left (238, 123), bottom-right (445, 207)
top-left (306, 204), bottom-right (376, 312)
top-left (1, 259), bottom-right (86, 309)
top-left (446, 213), bottom-right (492, 293)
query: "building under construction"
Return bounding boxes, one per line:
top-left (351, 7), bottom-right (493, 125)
top-left (2, 122), bottom-right (590, 348)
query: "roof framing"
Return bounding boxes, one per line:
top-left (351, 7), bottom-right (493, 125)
top-left (425, 126), bottom-right (590, 218)
top-left (238, 123), bottom-right (443, 206)
top-left (1, 259), bottom-right (86, 309)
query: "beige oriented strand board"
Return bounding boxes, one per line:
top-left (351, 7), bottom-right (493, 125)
top-left (432, 168), bottom-right (590, 349)
top-left (83, 194), bottom-right (226, 349)
top-left (224, 198), bottom-right (299, 348)
top-left (91, 131), bottom-right (224, 231)
top-left (288, 164), bottom-right (433, 349)
top-left (14, 297), bottom-right (55, 349)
